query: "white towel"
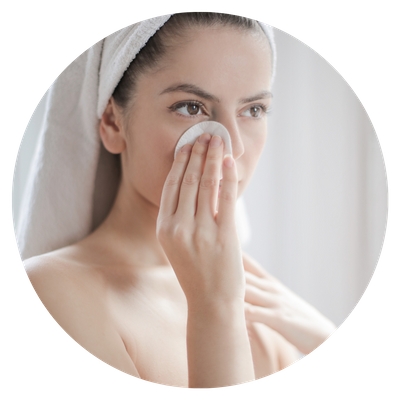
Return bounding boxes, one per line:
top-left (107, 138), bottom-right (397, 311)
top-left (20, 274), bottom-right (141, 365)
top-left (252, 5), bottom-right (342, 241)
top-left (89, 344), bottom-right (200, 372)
top-left (16, 14), bottom-right (276, 260)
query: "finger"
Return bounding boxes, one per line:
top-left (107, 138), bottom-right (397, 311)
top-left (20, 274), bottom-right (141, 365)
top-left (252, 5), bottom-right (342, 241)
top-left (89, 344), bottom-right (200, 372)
top-left (244, 271), bottom-right (264, 287)
top-left (215, 154), bottom-right (238, 229)
top-left (196, 135), bottom-right (224, 222)
top-left (242, 252), bottom-right (274, 280)
top-left (242, 252), bottom-right (268, 278)
top-left (244, 302), bottom-right (278, 329)
top-left (158, 144), bottom-right (192, 220)
top-left (176, 133), bottom-right (211, 217)
top-left (245, 284), bottom-right (276, 308)
top-left (244, 271), bottom-right (277, 293)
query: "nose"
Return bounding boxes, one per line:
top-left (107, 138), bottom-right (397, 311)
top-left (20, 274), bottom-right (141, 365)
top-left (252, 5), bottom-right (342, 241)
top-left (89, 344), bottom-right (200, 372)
top-left (213, 113), bottom-right (244, 160)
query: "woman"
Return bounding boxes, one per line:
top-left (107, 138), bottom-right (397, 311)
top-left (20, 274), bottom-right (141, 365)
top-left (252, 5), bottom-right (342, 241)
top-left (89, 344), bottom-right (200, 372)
top-left (22, 13), bottom-right (336, 388)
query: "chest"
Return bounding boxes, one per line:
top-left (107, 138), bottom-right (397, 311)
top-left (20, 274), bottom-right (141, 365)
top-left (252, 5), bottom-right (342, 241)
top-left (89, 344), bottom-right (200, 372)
top-left (114, 302), bottom-right (280, 388)
top-left (116, 288), bottom-right (189, 386)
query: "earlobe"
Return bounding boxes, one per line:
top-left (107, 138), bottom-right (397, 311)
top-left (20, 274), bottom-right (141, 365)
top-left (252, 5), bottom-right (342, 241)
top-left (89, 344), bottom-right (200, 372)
top-left (99, 98), bottom-right (126, 154)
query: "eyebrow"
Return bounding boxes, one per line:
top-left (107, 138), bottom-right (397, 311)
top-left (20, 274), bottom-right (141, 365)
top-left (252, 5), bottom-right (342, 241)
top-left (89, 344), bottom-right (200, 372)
top-left (159, 83), bottom-right (273, 104)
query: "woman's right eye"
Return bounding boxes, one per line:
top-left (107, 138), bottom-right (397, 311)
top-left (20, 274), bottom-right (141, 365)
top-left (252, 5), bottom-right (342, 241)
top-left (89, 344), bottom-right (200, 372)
top-left (170, 101), bottom-right (207, 117)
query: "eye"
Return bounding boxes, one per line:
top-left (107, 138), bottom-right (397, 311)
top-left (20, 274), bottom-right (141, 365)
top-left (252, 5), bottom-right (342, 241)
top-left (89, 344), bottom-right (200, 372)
top-left (241, 104), bottom-right (269, 118)
top-left (169, 101), bottom-right (207, 117)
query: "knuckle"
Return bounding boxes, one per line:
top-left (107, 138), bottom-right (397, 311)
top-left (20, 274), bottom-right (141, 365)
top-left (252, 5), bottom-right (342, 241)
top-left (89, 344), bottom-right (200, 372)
top-left (215, 232), bottom-right (233, 249)
top-left (174, 155), bottom-right (187, 164)
top-left (173, 224), bottom-right (190, 244)
top-left (247, 304), bottom-right (257, 315)
top-left (222, 173), bottom-right (237, 183)
top-left (207, 151), bottom-right (221, 161)
top-left (156, 220), bottom-right (172, 242)
top-left (157, 218), bottom-right (191, 246)
top-left (200, 176), bottom-right (218, 190)
top-left (219, 190), bottom-right (235, 203)
top-left (193, 228), bottom-right (213, 248)
top-left (182, 172), bottom-right (200, 186)
top-left (157, 230), bottom-right (167, 244)
top-left (192, 145), bottom-right (206, 156)
top-left (165, 174), bottom-right (180, 187)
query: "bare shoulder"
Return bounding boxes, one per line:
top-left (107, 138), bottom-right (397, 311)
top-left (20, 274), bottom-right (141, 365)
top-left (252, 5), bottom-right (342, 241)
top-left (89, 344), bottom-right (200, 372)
top-left (24, 250), bottom-right (140, 377)
top-left (25, 250), bottom-right (106, 304)
top-left (25, 251), bottom-right (100, 322)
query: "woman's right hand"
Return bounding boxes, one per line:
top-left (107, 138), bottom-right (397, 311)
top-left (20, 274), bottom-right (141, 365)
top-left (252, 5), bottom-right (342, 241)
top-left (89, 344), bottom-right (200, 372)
top-left (156, 133), bottom-right (244, 308)
top-left (156, 132), bottom-right (255, 387)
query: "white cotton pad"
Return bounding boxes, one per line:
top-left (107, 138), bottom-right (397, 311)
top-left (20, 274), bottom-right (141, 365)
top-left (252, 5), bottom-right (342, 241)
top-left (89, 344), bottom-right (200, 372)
top-left (174, 121), bottom-right (233, 181)
top-left (174, 121), bottom-right (232, 160)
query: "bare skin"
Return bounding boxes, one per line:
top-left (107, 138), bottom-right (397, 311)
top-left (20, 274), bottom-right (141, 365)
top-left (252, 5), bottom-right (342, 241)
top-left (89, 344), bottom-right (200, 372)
top-left (25, 244), bottom-right (298, 387)
top-left (24, 26), bottom-right (333, 388)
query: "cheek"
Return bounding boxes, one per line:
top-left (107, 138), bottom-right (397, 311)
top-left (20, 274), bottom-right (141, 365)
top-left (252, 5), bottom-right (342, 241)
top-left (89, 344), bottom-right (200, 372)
top-left (127, 120), bottom-right (180, 205)
top-left (254, 137), bottom-right (267, 163)
top-left (238, 131), bottom-right (267, 193)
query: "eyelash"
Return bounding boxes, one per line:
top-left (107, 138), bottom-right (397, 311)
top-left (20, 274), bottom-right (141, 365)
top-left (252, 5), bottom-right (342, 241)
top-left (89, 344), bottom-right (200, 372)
top-left (168, 101), bottom-right (208, 119)
top-left (168, 100), bottom-right (271, 119)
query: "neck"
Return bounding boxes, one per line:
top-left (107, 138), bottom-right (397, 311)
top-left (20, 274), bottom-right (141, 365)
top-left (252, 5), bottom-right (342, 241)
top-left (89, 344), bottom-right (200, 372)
top-left (93, 178), bottom-right (171, 267)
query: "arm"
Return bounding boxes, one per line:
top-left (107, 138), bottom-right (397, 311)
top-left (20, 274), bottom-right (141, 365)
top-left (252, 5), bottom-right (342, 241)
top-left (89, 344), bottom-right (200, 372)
top-left (157, 134), bottom-right (254, 388)
top-left (187, 301), bottom-right (254, 387)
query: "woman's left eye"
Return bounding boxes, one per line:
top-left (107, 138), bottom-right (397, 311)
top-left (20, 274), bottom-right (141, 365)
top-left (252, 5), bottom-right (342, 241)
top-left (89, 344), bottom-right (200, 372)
top-left (241, 105), bottom-right (268, 118)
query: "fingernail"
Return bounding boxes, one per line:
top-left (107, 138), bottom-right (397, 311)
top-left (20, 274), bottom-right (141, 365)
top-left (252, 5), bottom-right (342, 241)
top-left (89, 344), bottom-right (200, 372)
top-left (181, 144), bottom-right (192, 153)
top-left (223, 154), bottom-right (234, 168)
top-left (198, 133), bottom-right (211, 145)
top-left (210, 135), bottom-right (222, 148)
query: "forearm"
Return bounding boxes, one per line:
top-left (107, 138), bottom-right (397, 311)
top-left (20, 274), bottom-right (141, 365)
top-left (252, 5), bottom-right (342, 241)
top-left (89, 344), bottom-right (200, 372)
top-left (186, 300), bottom-right (255, 388)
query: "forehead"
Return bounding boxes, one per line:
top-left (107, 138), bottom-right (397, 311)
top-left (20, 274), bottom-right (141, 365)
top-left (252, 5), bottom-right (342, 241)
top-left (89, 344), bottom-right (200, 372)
top-left (164, 26), bottom-right (272, 74)
top-left (152, 26), bottom-right (272, 93)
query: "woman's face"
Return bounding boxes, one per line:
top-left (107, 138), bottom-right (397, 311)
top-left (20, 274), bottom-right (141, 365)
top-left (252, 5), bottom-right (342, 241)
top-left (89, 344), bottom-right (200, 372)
top-left (119, 26), bottom-right (272, 210)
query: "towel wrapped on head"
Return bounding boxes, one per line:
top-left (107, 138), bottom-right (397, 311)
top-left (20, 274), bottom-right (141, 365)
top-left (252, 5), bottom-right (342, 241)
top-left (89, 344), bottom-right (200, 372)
top-left (16, 14), bottom-right (276, 260)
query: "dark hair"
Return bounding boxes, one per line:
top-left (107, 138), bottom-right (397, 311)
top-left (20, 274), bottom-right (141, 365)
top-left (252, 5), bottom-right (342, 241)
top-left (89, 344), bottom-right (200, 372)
top-left (112, 12), bottom-right (267, 113)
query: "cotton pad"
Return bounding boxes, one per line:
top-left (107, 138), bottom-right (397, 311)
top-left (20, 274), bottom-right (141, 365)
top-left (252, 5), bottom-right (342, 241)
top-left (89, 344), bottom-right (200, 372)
top-left (174, 121), bottom-right (232, 160)
top-left (174, 121), bottom-right (233, 181)
top-left (174, 121), bottom-right (232, 156)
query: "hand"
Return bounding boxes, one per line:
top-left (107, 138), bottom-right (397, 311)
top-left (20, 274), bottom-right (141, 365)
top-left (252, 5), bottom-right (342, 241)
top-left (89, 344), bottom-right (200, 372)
top-left (242, 252), bottom-right (336, 354)
top-left (156, 133), bottom-right (244, 308)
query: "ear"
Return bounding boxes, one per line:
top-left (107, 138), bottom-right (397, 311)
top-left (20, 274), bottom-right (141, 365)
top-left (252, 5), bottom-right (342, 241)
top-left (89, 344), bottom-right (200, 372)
top-left (99, 97), bottom-right (126, 154)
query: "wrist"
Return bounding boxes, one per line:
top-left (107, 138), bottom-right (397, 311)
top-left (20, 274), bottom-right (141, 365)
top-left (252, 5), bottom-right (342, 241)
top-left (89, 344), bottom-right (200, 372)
top-left (187, 297), bottom-right (245, 325)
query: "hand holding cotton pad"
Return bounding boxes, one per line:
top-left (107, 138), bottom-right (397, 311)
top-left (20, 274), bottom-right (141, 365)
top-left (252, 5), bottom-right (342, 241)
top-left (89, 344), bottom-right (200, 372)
top-left (174, 121), bottom-right (233, 181)
top-left (174, 121), bottom-right (233, 160)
